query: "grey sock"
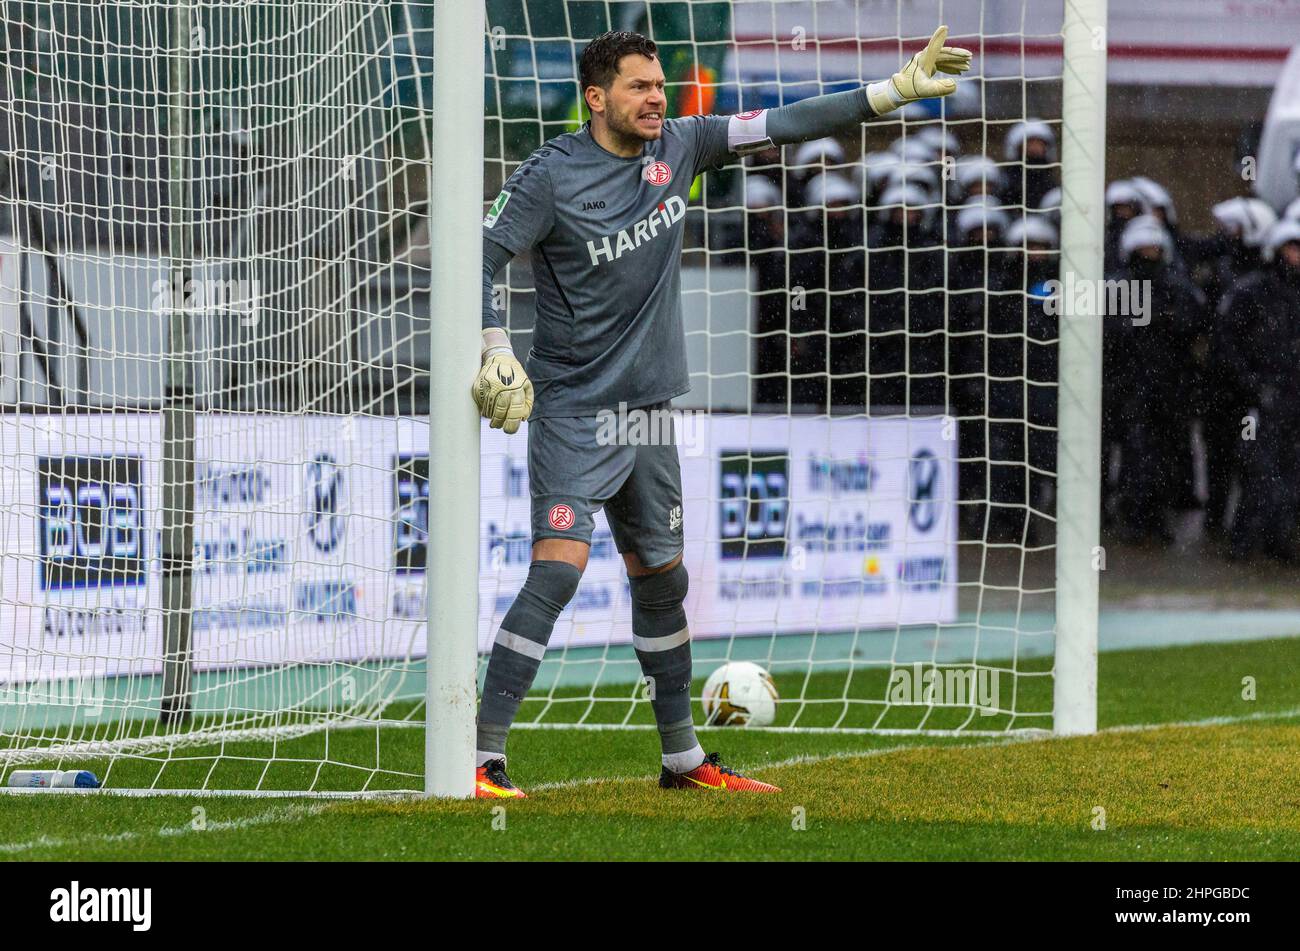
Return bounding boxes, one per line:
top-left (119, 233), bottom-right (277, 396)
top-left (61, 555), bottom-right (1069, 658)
top-left (629, 563), bottom-right (699, 756)
top-left (476, 560), bottom-right (582, 756)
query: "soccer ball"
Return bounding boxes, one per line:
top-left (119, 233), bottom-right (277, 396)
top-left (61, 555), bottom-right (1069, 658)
top-left (701, 662), bottom-right (778, 727)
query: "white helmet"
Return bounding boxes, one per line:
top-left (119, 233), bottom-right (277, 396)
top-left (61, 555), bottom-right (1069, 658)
top-left (955, 204), bottom-right (1010, 241)
top-left (793, 137), bottom-right (845, 169)
top-left (1039, 186), bottom-right (1063, 225)
top-left (1281, 196), bottom-right (1300, 223)
top-left (1003, 120), bottom-right (1057, 162)
top-left (1211, 196), bottom-right (1278, 248)
top-left (744, 175), bottom-right (782, 210)
top-left (857, 150), bottom-right (900, 189)
top-left (876, 182), bottom-right (935, 226)
top-left (1105, 179), bottom-right (1149, 211)
top-left (883, 161), bottom-right (940, 199)
top-left (955, 155), bottom-right (1006, 195)
top-left (804, 172), bottom-right (858, 208)
top-left (915, 125), bottom-right (961, 158)
top-left (1129, 176), bottom-right (1177, 227)
top-left (1262, 219), bottom-right (1300, 263)
top-left (1119, 213), bottom-right (1173, 261)
top-left (1002, 215), bottom-right (1059, 249)
top-left (889, 136), bottom-right (938, 163)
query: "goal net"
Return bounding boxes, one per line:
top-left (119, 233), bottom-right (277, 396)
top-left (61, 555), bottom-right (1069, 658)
top-left (1, 0), bottom-right (437, 794)
top-left (483, 0), bottom-right (1100, 741)
top-left (0, 0), bottom-right (1102, 795)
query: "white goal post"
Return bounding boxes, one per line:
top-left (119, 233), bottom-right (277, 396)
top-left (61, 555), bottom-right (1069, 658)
top-left (1053, 0), bottom-right (1106, 737)
top-left (0, 0), bottom-right (1103, 798)
top-left (425, 0), bottom-right (484, 799)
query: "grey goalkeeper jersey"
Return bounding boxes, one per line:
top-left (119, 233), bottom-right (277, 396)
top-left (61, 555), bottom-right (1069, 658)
top-left (483, 115), bottom-right (735, 416)
top-left (483, 92), bottom-right (876, 417)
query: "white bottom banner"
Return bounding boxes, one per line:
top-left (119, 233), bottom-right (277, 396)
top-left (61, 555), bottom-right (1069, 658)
top-left (0, 412), bottom-right (956, 683)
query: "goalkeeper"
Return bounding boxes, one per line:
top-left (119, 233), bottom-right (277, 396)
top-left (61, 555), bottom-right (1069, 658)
top-left (472, 27), bottom-right (972, 798)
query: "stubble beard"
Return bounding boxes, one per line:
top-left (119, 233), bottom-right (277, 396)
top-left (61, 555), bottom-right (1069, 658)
top-left (606, 103), bottom-right (659, 152)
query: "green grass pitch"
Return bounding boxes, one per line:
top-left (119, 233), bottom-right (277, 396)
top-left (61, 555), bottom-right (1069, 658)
top-left (1, 637), bottom-right (1297, 861)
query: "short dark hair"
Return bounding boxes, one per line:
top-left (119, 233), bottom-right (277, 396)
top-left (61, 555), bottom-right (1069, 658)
top-left (578, 30), bottom-right (658, 94)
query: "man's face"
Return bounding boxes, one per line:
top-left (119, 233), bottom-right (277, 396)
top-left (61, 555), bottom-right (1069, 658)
top-left (890, 207), bottom-right (922, 228)
top-left (588, 54), bottom-right (667, 141)
top-left (1024, 137), bottom-right (1050, 164)
top-left (1112, 202), bottom-right (1138, 223)
top-left (1281, 241), bottom-right (1300, 269)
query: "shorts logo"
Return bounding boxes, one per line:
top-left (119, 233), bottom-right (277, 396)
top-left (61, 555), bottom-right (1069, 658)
top-left (548, 503), bottom-right (576, 531)
top-left (668, 504), bottom-right (682, 533)
top-left (643, 161), bottom-right (672, 186)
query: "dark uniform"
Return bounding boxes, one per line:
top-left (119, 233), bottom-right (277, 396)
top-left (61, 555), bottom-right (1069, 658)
top-left (864, 213), bottom-right (945, 414)
top-left (1190, 233), bottom-right (1266, 535)
top-left (1104, 257), bottom-right (1208, 543)
top-left (984, 247), bottom-right (1058, 543)
top-left (1213, 260), bottom-right (1300, 560)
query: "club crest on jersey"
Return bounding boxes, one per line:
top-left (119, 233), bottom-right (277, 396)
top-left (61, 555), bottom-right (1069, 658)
top-left (548, 503), bottom-right (576, 531)
top-left (586, 195), bottom-right (687, 266)
top-left (642, 161), bottom-right (672, 186)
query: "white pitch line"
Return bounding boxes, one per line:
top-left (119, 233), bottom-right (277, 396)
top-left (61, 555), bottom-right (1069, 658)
top-left (0, 801), bottom-right (335, 856)
top-left (1, 705), bottom-right (1295, 854)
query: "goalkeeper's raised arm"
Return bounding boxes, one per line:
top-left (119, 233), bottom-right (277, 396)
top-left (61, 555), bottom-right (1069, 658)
top-left (711, 25), bottom-right (971, 160)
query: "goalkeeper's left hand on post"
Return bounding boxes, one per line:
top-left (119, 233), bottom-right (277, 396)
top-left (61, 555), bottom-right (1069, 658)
top-left (867, 25), bottom-right (973, 116)
top-left (471, 328), bottom-right (533, 434)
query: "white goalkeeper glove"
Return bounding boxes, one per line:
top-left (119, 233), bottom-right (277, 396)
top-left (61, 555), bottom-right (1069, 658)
top-left (471, 328), bottom-right (533, 434)
top-left (867, 25), bottom-right (973, 117)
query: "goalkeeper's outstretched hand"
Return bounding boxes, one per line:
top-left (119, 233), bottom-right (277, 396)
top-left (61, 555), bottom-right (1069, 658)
top-left (471, 328), bottom-right (533, 434)
top-left (867, 25), bottom-right (973, 116)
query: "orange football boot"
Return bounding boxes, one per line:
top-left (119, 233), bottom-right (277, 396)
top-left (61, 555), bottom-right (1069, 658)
top-left (659, 752), bottom-right (781, 792)
top-left (475, 758), bottom-right (527, 799)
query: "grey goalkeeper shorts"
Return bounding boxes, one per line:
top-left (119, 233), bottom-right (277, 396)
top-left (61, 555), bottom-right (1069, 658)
top-left (528, 401), bottom-right (684, 569)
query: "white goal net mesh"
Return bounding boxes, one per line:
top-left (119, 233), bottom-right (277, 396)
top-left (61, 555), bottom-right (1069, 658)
top-left (0, 0), bottom-right (1081, 794)
top-left (1, 0), bottom-right (436, 792)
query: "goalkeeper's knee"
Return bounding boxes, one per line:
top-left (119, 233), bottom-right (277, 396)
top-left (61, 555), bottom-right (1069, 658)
top-left (629, 562), bottom-right (689, 618)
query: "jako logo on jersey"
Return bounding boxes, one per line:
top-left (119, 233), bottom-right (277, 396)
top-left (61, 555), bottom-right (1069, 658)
top-left (587, 195), bottom-right (686, 266)
top-left (642, 160), bottom-right (672, 185)
top-left (582, 200), bottom-right (606, 211)
top-left (548, 504), bottom-right (576, 530)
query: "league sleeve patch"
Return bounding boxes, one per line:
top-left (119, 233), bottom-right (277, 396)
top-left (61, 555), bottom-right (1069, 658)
top-left (483, 189), bottom-right (511, 229)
